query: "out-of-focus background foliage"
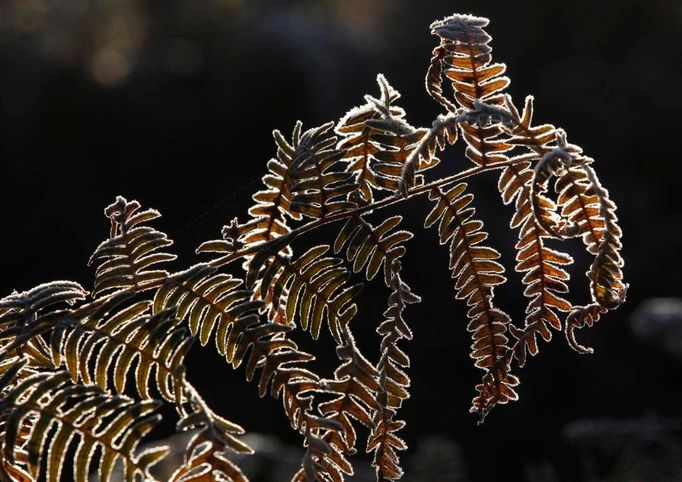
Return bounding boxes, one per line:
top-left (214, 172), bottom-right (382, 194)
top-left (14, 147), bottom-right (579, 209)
top-left (1, 1), bottom-right (680, 481)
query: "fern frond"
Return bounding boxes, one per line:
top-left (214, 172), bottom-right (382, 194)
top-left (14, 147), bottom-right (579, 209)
top-left (50, 301), bottom-right (191, 404)
top-left (367, 260), bottom-right (419, 481)
top-left (333, 215), bottom-right (412, 286)
top-left (318, 329), bottom-right (380, 454)
top-left (196, 124), bottom-right (306, 259)
top-left (337, 74), bottom-right (438, 204)
top-left (0, 281), bottom-right (86, 329)
top-left (336, 74), bottom-right (401, 205)
top-left (0, 368), bottom-right (167, 482)
top-left (425, 17), bottom-right (571, 365)
top-left (429, 14), bottom-right (509, 108)
top-left (157, 263), bottom-right (323, 432)
top-left (293, 414), bottom-right (353, 482)
top-left (171, 384), bottom-right (251, 482)
top-left (555, 166), bottom-right (605, 252)
top-left (427, 14), bottom-right (511, 169)
top-left (498, 161), bottom-right (573, 367)
top-left (247, 246), bottom-right (363, 343)
top-left (425, 44), bottom-right (457, 113)
top-left (287, 122), bottom-right (358, 220)
top-left (89, 196), bottom-right (176, 297)
top-left (397, 112), bottom-right (460, 196)
top-left (504, 95), bottom-right (555, 151)
top-left (154, 264), bottom-right (267, 361)
top-left (583, 166), bottom-right (627, 310)
top-left (0, 360), bottom-right (34, 482)
top-left (424, 183), bottom-right (518, 417)
top-left (0, 281), bottom-right (86, 358)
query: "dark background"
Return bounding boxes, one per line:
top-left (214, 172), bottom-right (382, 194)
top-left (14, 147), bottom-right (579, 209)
top-left (1, 0), bottom-right (681, 481)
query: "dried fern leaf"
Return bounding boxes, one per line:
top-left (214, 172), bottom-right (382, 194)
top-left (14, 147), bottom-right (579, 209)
top-left (429, 14), bottom-right (509, 108)
top-left (247, 246), bottom-right (362, 343)
top-left (0, 281), bottom-right (86, 329)
top-left (50, 300), bottom-right (191, 405)
top-left (0, 281), bottom-right (87, 359)
top-left (161, 264), bottom-right (322, 431)
top-left (287, 122), bottom-right (358, 220)
top-left (424, 183), bottom-right (518, 417)
top-left (367, 260), bottom-right (419, 481)
top-left (158, 264), bottom-right (322, 432)
top-left (171, 385), bottom-right (251, 482)
top-left (425, 15), bottom-right (575, 362)
top-left (154, 264), bottom-right (268, 361)
top-left (554, 166), bottom-right (605, 252)
top-left (318, 329), bottom-right (380, 454)
top-left (582, 166), bottom-right (627, 310)
top-left (333, 215), bottom-right (412, 287)
top-left (427, 14), bottom-right (511, 168)
top-left (499, 160), bottom-right (574, 366)
top-left (0, 369), bottom-right (167, 482)
top-left (337, 74), bottom-right (438, 204)
top-left (293, 414), bottom-right (352, 482)
top-left (397, 112), bottom-right (459, 196)
top-left (89, 196), bottom-right (176, 297)
top-left (247, 121), bottom-right (305, 233)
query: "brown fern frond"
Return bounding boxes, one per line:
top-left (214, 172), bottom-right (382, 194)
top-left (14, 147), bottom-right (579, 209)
top-left (154, 264), bottom-right (267, 360)
top-left (318, 328), bottom-right (380, 454)
top-left (504, 97), bottom-right (602, 244)
top-left (424, 183), bottom-right (518, 416)
top-left (583, 166), bottom-right (627, 310)
top-left (498, 161), bottom-right (573, 367)
top-left (504, 95), bottom-right (555, 150)
top-left (0, 369), bottom-right (167, 482)
top-left (50, 301), bottom-right (191, 405)
top-left (286, 122), bottom-right (358, 220)
top-left (363, 126), bottom-right (433, 196)
top-left (0, 281), bottom-right (87, 359)
top-left (171, 384), bottom-right (251, 482)
top-left (160, 267), bottom-right (320, 431)
top-left (427, 14), bottom-right (511, 170)
top-left (456, 106), bottom-right (512, 175)
top-left (293, 414), bottom-right (353, 482)
top-left (367, 260), bottom-right (419, 480)
top-left (425, 16), bottom-right (572, 365)
top-left (246, 246), bottom-right (363, 343)
top-left (337, 74), bottom-right (438, 204)
top-left (429, 14), bottom-right (509, 108)
top-left (398, 112), bottom-right (459, 196)
top-left (89, 196), bottom-right (176, 297)
top-left (554, 166), bottom-right (605, 253)
top-left (0, 281), bottom-right (86, 329)
top-left (257, 347), bottom-right (320, 432)
top-left (0, 361), bottom-right (35, 481)
top-left (336, 74), bottom-right (402, 204)
top-left (333, 215), bottom-right (412, 287)
top-left (157, 262), bottom-right (322, 432)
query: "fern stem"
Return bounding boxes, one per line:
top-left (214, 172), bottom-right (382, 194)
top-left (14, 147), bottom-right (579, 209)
top-left (208, 157), bottom-right (525, 270)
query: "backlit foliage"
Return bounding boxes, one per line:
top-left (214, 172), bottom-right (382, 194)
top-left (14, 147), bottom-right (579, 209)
top-left (0, 13), bottom-right (626, 481)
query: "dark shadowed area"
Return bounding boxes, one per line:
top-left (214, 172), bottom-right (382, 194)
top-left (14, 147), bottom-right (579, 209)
top-left (1, 0), bottom-right (680, 481)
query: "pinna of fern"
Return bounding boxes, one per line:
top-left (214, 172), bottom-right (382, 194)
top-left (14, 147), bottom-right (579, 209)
top-left (0, 11), bottom-right (626, 482)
